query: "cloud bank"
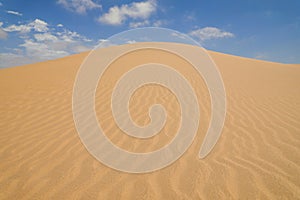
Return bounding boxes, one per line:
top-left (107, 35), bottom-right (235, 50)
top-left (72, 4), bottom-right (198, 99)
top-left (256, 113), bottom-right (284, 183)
top-left (0, 19), bottom-right (94, 68)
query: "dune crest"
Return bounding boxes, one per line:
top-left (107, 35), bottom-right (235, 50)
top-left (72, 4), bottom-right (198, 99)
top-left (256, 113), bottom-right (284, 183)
top-left (0, 43), bottom-right (300, 199)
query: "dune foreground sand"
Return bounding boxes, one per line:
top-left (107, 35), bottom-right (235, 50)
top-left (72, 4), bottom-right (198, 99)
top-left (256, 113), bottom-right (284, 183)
top-left (0, 43), bottom-right (300, 199)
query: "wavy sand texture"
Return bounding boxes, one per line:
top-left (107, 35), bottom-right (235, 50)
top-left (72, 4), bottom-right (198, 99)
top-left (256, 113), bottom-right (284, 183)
top-left (0, 43), bottom-right (300, 199)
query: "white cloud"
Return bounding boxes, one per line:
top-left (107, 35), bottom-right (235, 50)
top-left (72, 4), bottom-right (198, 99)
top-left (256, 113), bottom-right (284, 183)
top-left (98, 39), bottom-right (109, 43)
top-left (3, 24), bottom-right (31, 33)
top-left (6, 10), bottom-right (23, 16)
top-left (0, 22), bottom-right (7, 39)
top-left (20, 39), bottom-right (69, 60)
top-left (29, 30), bottom-right (91, 54)
top-left (57, 0), bottom-right (101, 14)
top-left (34, 33), bottom-right (58, 42)
top-left (57, 24), bottom-right (64, 27)
top-left (57, 29), bottom-right (90, 42)
top-left (189, 27), bottom-right (234, 41)
top-left (3, 19), bottom-right (49, 33)
top-left (98, 0), bottom-right (157, 25)
top-left (0, 2), bottom-right (2, 6)
top-left (29, 19), bottom-right (49, 32)
top-left (129, 20), bottom-right (150, 28)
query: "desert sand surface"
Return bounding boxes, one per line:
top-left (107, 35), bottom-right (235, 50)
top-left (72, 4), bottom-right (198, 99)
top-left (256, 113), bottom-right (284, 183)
top-left (0, 43), bottom-right (300, 199)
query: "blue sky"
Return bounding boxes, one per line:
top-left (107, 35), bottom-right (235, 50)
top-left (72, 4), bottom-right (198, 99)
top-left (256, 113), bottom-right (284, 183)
top-left (0, 0), bottom-right (299, 68)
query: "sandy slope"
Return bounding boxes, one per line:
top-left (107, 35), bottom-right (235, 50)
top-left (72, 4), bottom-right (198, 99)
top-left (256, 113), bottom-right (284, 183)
top-left (0, 43), bottom-right (300, 199)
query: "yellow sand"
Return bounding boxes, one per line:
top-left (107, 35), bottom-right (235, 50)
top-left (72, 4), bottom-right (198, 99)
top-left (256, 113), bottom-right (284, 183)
top-left (0, 43), bottom-right (300, 199)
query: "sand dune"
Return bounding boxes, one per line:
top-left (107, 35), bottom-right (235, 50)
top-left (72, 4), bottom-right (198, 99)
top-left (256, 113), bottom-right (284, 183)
top-left (0, 43), bottom-right (300, 199)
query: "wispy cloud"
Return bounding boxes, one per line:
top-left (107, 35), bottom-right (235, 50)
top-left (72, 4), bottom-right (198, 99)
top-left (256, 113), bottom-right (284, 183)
top-left (6, 10), bottom-right (23, 16)
top-left (98, 0), bottom-right (157, 25)
top-left (57, 0), bottom-right (101, 14)
top-left (189, 27), bottom-right (234, 41)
